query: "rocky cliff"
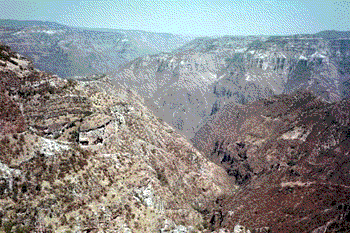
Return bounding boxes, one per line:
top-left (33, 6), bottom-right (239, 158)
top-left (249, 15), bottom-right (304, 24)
top-left (0, 44), bottom-right (234, 232)
top-left (113, 36), bottom-right (264, 137)
top-left (209, 35), bottom-right (350, 116)
top-left (113, 32), bottom-right (350, 139)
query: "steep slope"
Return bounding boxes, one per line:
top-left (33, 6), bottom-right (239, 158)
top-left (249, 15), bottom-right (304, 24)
top-left (192, 91), bottom-right (350, 232)
top-left (209, 35), bottom-right (350, 117)
top-left (0, 19), bottom-right (193, 78)
top-left (0, 44), bottom-right (235, 232)
top-left (114, 36), bottom-right (264, 137)
top-left (113, 32), bottom-right (350, 139)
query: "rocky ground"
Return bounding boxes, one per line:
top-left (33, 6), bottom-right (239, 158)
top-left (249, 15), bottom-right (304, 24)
top-left (192, 91), bottom-right (350, 232)
top-left (0, 44), bottom-right (235, 232)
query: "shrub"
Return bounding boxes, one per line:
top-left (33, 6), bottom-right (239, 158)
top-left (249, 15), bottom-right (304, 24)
top-left (155, 167), bottom-right (168, 186)
top-left (69, 130), bottom-right (79, 142)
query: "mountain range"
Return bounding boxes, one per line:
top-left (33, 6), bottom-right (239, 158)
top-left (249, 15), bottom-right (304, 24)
top-left (114, 32), bottom-right (350, 138)
top-left (1, 19), bottom-right (350, 232)
top-left (0, 19), bottom-right (194, 78)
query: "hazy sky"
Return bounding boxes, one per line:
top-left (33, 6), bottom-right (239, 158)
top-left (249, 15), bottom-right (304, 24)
top-left (1, 0), bottom-right (349, 36)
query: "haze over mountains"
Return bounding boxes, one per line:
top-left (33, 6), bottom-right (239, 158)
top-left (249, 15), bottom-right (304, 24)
top-left (0, 19), bottom-right (194, 78)
top-left (1, 20), bottom-right (350, 138)
top-left (1, 18), bottom-right (350, 232)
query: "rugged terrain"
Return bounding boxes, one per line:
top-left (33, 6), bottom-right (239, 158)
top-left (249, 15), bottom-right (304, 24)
top-left (1, 24), bottom-right (350, 232)
top-left (192, 91), bottom-right (350, 232)
top-left (4, 20), bottom-right (349, 140)
top-left (114, 36), bottom-right (265, 137)
top-left (0, 19), bottom-right (193, 78)
top-left (0, 44), bottom-right (235, 232)
top-left (113, 32), bottom-right (350, 138)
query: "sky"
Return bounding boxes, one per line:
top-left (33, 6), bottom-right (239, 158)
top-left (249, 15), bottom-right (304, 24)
top-left (1, 0), bottom-right (350, 37)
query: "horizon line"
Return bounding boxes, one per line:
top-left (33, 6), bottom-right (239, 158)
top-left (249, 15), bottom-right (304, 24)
top-left (1, 18), bottom-right (349, 39)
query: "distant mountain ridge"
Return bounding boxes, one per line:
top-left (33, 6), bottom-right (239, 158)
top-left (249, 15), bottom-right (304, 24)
top-left (1, 19), bottom-right (350, 140)
top-left (113, 31), bottom-right (350, 138)
top-left (0, 19), bottom-right (195, 78)
top-left (73, 26), bottom-right (195, 53)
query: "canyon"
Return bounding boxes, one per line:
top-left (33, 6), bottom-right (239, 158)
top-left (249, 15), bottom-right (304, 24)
top-left (0, 20), bottom-right (350, 232)
top-left (114, 32), bottom-right (350, 138)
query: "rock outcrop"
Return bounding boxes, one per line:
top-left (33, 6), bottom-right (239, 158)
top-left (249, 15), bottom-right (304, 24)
top-left (0, 45), bottom-right (234, 232)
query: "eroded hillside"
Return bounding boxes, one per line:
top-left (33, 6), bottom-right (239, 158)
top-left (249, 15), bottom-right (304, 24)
top-left (192, 91), bottom-right (350, 232)
top-left (113, 32), bottom-right (350, 139)
top-left (0, 44), bottom-right (235, 232)
top-left (114, 36), bottom-right (264, 137)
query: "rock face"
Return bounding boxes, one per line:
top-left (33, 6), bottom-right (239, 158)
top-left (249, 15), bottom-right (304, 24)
top-left (114, 36), bottom-right (265, 137)
top-left (0, 19), bottom-right (194, 78)
top-left (112, 32), bottom-right (350, 138)
top-left (192, 91), bottom-right (350, 232)
top-left (242, 37), bottom-right (349, 102)
top-left (0, 45), bottom-right (234, 232)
